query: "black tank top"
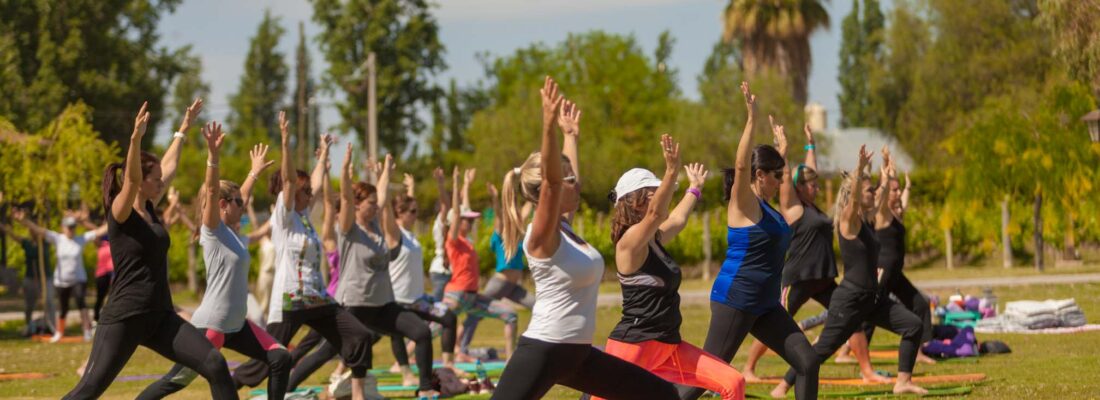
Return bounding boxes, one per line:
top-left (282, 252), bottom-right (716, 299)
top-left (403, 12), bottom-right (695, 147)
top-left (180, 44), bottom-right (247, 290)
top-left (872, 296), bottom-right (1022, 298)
top-left (838, 220), bottom-right (879, 291)
top-left (876, 217), bottom-right (906, 273)
top-left (609, 241), bottom-right (682, 344)
top-left (782, 203), bottom-right (837, 287)
top-left (99, 201), bottom-right (174, 324)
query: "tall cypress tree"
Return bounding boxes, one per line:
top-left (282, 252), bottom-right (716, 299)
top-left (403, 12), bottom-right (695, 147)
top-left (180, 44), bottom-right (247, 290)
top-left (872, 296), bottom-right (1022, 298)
top-left (838, 0), bottom-right (884, 128)
top-left (227, 10), bottom-right (288, 145)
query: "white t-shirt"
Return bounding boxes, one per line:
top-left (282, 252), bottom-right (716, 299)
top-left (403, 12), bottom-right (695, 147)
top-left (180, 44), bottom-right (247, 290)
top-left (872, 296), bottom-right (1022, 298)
top-left (428, 216), bottom-right (448, 274)
top-left (268, 193), bottom-right (333, 323)
top-left (522, 222), bottom-right (604, 344)
top-left (389, 227), bottom-right (425, 304)
top-left (46, 230), bottom-right (95, 287)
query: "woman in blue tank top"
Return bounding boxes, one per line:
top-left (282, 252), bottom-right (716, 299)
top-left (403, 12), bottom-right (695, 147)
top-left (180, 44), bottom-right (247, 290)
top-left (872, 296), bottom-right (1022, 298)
top-left (682, 82), bottom-right (819, 400)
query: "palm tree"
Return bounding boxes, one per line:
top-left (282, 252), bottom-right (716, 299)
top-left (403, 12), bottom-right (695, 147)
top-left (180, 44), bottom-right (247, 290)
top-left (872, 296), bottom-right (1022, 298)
top-left (723, 0), bottom-right (830, 104)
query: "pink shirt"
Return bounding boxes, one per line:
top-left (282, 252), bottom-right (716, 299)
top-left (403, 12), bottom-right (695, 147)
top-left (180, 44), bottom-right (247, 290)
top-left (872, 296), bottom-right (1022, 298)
top-left (326, 251), bottom-right (340, 297)
top-left (95, 239), bottom-right (114, 277)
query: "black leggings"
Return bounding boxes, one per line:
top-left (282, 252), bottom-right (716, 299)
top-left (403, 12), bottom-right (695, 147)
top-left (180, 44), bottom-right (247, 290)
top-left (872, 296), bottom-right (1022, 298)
top-left (94, 273), bottom-right (112, 321)
top-left (232, 305), bottom-right (373, 388)
top-left (63, 310), bottom-right (237, 400)
top-left (392, 301), bottom-right (457, 364)
top-left (864, 273), bottom-right (933, 344)
top-left (784, 278), bottom-right (836, 315)
top-left (784, 284), bottom-right (924, 385)
top-left (57, 284), bottom-right (87, 319)
top-left (490, 336), bottom-right (679, 400)
top-left (682, 302), bottom-right (818, 400)
top-left (289, 303), bottom-right (435, 392)
top-left (136, 326), bottom-right (292, 400)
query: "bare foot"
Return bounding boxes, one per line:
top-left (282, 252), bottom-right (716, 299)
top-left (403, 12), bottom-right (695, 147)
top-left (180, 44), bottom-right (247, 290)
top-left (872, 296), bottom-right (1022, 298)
top-left (833, 354), bottom-right (857, 364)
top-left (861, 371), bottom-right (891, 384)
top-left (443, 362), bottom-right (466, 376)
top-left (893, 381), bottom-right (928, 395)
top-left (743, 370), bottom-right (763, 384)
top-left (402, 372), bottom-right (417, 388)
top-left (917, 353), bottom-right (938, 365)
top-left (454, 352), bottom-right (477, 363)
top-left (388, 362), bottom-right (402, 374)
top-left (769, 383), bottom-right (790, 399)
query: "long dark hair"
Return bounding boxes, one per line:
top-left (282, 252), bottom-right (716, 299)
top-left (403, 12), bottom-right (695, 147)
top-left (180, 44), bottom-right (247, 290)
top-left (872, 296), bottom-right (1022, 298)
top-left (268, 169), bottom-right (310, 197)
top-left (102, 151), bottom-right (160, 210)
top-left (722, 144), bottom-right (785, 202)
top-left (610, 187), bottom-right (658, 245)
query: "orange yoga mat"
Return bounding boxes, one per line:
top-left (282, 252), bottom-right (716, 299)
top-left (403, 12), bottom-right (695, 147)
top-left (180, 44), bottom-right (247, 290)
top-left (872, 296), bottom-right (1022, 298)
top-left (757, 373), bottom-right (987, 386)
top-left (30, 335), bottom-right (85, 344)
top-left (0, 373), bottom-right (51, 381)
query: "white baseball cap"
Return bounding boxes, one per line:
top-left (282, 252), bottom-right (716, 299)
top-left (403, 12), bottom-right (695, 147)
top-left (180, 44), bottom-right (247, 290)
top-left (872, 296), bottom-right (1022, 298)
top-left (612, 168), bottom-right (663, 203)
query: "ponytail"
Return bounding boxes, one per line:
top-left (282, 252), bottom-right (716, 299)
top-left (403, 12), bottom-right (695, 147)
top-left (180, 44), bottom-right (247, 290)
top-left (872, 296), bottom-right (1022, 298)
top-left (102, 163), bottom-right (125, 210)
top-left (501, 168), bottom-right (525, 260)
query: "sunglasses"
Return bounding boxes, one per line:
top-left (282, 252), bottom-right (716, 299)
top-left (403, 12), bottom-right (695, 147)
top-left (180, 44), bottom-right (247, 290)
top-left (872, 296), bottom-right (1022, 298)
top-left (770, 170), bottom-right (783, 180)
top-left (226, 197), bottom-right (244, 207)
top-left (563, 175), bottom-right (577, 183)
top-left (405, 208), bottom-right (418, 215)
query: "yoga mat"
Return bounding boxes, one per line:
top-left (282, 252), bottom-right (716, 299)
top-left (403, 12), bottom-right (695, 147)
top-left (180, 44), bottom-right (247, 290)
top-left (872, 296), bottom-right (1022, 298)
top-left (369, 360), bottom-right (507, 376)
top-left (0, 372), bottom-right (50, 381)
top-left (30, 335), bottom-right (85, 344)
top-left (755, 373), bottom-right (986, 386)
top-left (379, 384), bottom-right (418, 392)
top-left (749, 385), bottom-right (974, 398)
top-left (248, 386), bottom-right (323, 397)
top-left (835, 355), bottom-right (980, 365)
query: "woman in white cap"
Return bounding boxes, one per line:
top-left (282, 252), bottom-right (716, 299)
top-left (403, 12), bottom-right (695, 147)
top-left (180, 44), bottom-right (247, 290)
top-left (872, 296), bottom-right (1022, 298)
top-left (13, 207), bottom-right (106, 343)
top-left (594, 135), bottom-right (746, 400)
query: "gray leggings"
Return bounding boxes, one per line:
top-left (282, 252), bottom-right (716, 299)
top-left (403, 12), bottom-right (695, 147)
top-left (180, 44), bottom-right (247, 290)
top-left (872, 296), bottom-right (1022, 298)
top-left (459, 277), bottom-right (533, 353)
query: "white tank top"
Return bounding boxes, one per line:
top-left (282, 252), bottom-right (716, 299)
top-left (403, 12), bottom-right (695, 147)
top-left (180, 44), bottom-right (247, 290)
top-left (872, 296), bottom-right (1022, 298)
top-left (522, 222), bottom-right (603, 344)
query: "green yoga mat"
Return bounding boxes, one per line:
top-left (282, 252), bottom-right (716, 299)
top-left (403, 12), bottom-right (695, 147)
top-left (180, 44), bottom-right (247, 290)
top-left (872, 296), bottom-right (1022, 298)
top-left (748, 385), bottom-right (973, 398)
top-left (369, 360), bottom-right (507, 376)
top-left (248, 386), bottom-right (323, 397)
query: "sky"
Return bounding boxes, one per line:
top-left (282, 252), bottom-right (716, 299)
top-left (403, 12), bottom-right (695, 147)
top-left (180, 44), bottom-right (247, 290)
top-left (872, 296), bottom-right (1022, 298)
top-left (158, 0), bottom-right (879, 159)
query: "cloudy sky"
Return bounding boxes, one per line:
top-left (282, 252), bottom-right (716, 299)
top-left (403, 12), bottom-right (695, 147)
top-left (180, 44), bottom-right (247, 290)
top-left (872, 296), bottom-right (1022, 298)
top-left (158, 0), bottom-right (882, 153)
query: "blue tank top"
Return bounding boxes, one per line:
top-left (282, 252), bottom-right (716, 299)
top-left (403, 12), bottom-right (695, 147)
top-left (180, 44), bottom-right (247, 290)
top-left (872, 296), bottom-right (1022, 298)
top-left (491, 232), bottom-right (525, 273)
top-left (711, 199), bottom-right (792, 314)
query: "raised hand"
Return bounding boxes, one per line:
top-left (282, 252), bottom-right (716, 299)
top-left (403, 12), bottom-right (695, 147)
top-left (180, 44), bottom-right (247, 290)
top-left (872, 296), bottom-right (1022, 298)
top-left (558, 100), bottom-right (581, 137)
top-left (464, 168), bottom-right (477, 186)
top-left (684, 163), bottom-right (709, 190)
top-left (403, 173), bottom-right (415, 188)
top-left (857, 144), bottom-right (873, 171)
top-left (12, 207), bottom-right (26, 221)
top-left (803, 123), bottom-right (814, 144)
top-left (540, 76), bottom-right (564, 128)
top-left (342, 143), bottom-right (354, 175)
top-left (167, 187), bottom-right (180, 207)
top-left (132, 102), bottom-right (151, 142)
top-left (660, 134), bottom-right (681, 173)
top-left (740, 81), bottom-right (756, 115)
top-left (278, 111), bottom-right (290, 144)
top-left (769, 115), bottom-right (788, 157)
top-left (433, 167), bottom-right (445, 183)
top-left (905, 173), bottom-right (912, 191)
top-left (487, 182), bottom-right (499, 199)
top-left (250, 143), bottom-right (275, 174)
top-left (202, 122), bottom-right (225, 155)
top-left (179, 98), bottom-right (204, 134)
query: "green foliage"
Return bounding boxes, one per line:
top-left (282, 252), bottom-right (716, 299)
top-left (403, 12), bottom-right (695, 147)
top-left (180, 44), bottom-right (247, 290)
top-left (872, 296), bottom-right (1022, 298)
top-left (228, 10), bottom-right (289, 146)
top-left (0, 0), bottom-right (190, 147)
top-left (1037, 0), bottom-right (1100, 99)
top-left (838, 0), bottom-right (885, 128)
top-left (311, 0), bottom-right (446, 156)
top-left (0, 103), bottom-right (118, 214)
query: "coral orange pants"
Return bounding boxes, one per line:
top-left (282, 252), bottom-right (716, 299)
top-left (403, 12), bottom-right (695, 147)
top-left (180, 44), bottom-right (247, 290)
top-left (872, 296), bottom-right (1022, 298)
top-left (593, 338), bottom-right (746, 400)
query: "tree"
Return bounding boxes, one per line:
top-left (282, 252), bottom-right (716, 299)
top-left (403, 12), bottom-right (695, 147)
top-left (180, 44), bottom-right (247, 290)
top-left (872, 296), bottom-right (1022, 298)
top-left (838, 0), bottom-right (885, 127)
top-left (228, 10), bottom-right (288, 147)
top-left (312, 0), bottom-right (447, 158)
top-left (0, 0), bottom-right (188, 147)
top-left (1037, 0), bottom-right (1100, 99)
top-left (722, 0), bottom-right (830, 104)
top-left (292, 21), bottom-right (321, 165)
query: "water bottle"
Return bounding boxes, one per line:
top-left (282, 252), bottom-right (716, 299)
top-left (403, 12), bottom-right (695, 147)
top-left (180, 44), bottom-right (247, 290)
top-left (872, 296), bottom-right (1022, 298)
top-left (475, 359), bottom-right (488, 382)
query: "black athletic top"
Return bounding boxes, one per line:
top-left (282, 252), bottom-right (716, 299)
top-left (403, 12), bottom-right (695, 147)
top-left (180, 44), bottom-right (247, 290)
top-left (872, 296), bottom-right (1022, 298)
top-left (19, 239), bottom-right (52, 280)
top-left (609, 241), bottom-right (682, 344)
top-left (838, 220), bottom-right (879, 292)
top-left (781, 203), bottom-right (837, 287)
top-left (99, 201), bottom-right (173, 324)
top-left (876, 216), bottom-right (906, 291)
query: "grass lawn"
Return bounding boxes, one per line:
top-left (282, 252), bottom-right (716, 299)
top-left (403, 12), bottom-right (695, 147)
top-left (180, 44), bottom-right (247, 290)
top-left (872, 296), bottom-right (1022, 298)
top-left (1, 282), bottom-right (1099, 399)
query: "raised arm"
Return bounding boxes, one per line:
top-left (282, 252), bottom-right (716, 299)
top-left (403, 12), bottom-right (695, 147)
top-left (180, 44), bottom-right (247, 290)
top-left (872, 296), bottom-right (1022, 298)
top-left (661, 162), bottom-right (707, 242)
top-left (278, 111), bottom-right (296, 212)
top-left (874, 146), bottom-right (894, 229)
top-left (803, 124), bottom-right (818, 171)
top-left (616, 135), bottom-right (682, 275)
top-left (338, 143), bottom-right (356, 236)
top-left (488, 182), bottom-right (502, 234)
top-left (200, 122), bottom-right (226, 230)
top-left (241, 143), bottom-right (275, 206)
top-left (900, 172), bottom-right (911, 214)
top-left (156, 98), bottom-right (203, 204)
top-left (11, 208), bottom-right (47, 238)
top-left (527, 76), bottom-right (566, 259)
top-left (74, 208), bottom-right (108, 238)
top-left (403, 173), bottom-right (415, 198)
top-left (433, 167), bottom-right (451, 221)
top-left (320, 154), bottom-right (337, 250)
top-left (559, 100), bottom-right (582, 222)
top-left (770, 116), bottom-right (800, 223)
top-left (378, 154), bottom-right (401, 249)
top-left (728, 82), bottom-right (761, 227)
top-left (310, 135), bottom-right (334, 207)
top-left (839, 145), bottom-right (873, 240)
top-left (112, 102), bottom-right (151, 222)
top-left (0, 221), bottom-right (28, 242)
top-left (448, 167), bottom-right (462, 241)
top-left (461, 168), bottom-right (476, 212)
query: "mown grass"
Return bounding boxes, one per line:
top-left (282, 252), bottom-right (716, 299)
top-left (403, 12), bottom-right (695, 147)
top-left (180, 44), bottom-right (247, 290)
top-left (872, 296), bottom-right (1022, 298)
top-left (1, 282), bottom-right (1098, 399)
